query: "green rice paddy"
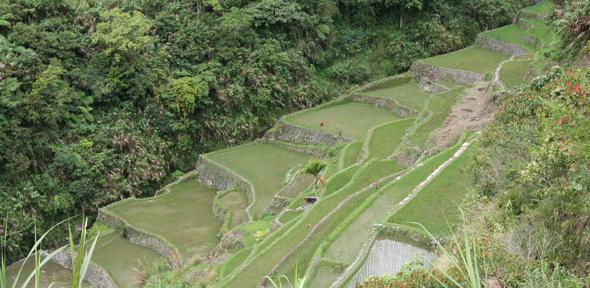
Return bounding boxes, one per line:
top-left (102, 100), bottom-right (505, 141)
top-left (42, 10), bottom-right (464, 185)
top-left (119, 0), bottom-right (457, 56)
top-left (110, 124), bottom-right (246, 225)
top-left (480, 25), bottom-right (537, 52)
top-left (340, 141), bottom-right (363, 169)
top-left (521, 1), bottom-right (553, 16)
top-left (389, 143), bottom-right (476, 235)
top-left (361, 81), bottom-right (430, 111)
top-left (420, 47), bottom-right (509, 73)
top-left (207, 142), bottom-right (310, 219)
top-left (501, 60), bottom-right (533, 89)
top-left (106, 177), bottom-right (221, 258)
top-left (284, 102), bottom-right (398, 139)
top-left (92, 233), bottom-right (165, 287)
top-left (220, 190), bottom-right (249, 227)
top-left (366, 119), bottom-right (415, 160)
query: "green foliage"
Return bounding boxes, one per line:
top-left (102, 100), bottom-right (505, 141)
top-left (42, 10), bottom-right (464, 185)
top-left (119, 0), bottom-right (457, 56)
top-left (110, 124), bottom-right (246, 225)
top-left (304, 160), bottom-right (328, 177)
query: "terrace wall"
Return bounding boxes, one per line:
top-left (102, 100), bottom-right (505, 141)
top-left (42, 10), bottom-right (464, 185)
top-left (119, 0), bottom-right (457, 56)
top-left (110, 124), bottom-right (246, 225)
top-left (97, 208), bottom-right (182, 269)
top-left (350, 94), bottom-right (417, 118)
top-left (45, 249), bottom-right (118, 288)
top-left (475, 35), bottom-right (529, 57)
top-left (410, 62), bottom-right (484, 86)
top-left (264, 120), bottom-right (352, 147)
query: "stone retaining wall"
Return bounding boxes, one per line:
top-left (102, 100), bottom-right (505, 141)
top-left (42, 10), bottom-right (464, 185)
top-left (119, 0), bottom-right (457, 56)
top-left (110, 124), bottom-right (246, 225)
top-left (264, 120), bottom-right (352, 147)
top-left (196, 155), bottom-right (254, 198)
top-left (97, 209), bottom-right (182, 269)
top-left (350, 94), bottom-right (417, 118)
top-left (475, 35), bottom-right (529, 56)
top-left (410, 62), bottom-right (485, 86)
top-left (258, 138), bottom-right (330, 158)
top-left (45, 249), bottom-right (117, 288)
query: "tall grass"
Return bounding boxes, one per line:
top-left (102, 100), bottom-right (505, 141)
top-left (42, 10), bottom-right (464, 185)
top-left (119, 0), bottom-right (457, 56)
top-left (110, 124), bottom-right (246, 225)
top-left (415, 210), bottom-right (485, 288)
top-left (265, 268), bottom-right (306, 288)
top-left (1, 217), bottom-right (98, 288)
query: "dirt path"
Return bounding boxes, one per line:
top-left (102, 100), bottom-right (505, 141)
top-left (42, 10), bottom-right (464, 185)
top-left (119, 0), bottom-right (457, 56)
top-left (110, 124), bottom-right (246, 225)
top-left (429, 58), bottom-right (512, 153)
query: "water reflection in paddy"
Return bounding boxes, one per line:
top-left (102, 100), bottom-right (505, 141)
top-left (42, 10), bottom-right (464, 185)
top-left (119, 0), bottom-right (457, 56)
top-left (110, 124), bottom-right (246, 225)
top-left (347, 236), bottom-right (434, 287)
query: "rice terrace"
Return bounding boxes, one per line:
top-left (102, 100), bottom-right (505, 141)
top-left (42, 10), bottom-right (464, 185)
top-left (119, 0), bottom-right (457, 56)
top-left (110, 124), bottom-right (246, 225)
top-left (4, 1), bottom-right (590, 288)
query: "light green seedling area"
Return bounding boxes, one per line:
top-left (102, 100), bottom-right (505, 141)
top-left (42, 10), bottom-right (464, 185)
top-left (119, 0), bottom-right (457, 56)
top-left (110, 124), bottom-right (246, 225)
top-left (523, 18), bottom-right (556, 46)
top-left (501, 60), bottom-right (533, 89)
top-left (410, 87), bottom-right (465, 147)
top-left (106, 177), bottom-right (221, 258)
top-left (284, 102), bottom-right (398, 139)
top-left (366, 119), bottom-right (415, 160)
top-left (207, 142), bottom-right (310, 219)
top-left (361, 81), bottom-right (430, 111)
top-left (92, 233), bottom-right (165, 287)
top-left (420, 47), bottom-right (509, 73)
top-left (389, 144), bottom-right (476, 235)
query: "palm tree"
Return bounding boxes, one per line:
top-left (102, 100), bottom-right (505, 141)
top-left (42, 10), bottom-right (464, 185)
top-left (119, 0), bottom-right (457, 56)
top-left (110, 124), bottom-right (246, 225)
top-left (304, 160), bottom-right (327, 198)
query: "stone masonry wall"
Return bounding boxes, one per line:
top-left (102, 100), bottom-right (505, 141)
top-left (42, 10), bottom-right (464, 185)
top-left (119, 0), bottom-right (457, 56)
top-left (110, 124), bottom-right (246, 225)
top-left (410, 62), bottom-right (485, 85)
top-left (264, 120), bottom-right (352, 147)
top-left (475, 35), bottom-right (529, 56)
top-left (350, 94), bottom-right (418, 118)
top-left (46, 249), bottom-right (117, 288)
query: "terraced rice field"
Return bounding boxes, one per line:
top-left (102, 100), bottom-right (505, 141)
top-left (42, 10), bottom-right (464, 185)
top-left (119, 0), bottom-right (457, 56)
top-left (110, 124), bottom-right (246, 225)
top-left (389, 143), bottom-right (476, 235)
top-left (308, 138), bottom-right (468, 285)
top-left (501, 59), bottom-right (533, 89)
top-left (106, 176), bottom-right (221, 258)
top-left (361, 81), bottom-right (430, 111)
top-left (340, 141), bottom-right (363, 169)
top-left (6, 258), bottom-right (74, 288)
top-left (219, 190), bottom-right (249, 226)
top-left (366, 118), bottom-right (415, 160)
top-left (284, 102), bottom-right (398, 139)
top-left (206, 142), bottom-right (310, 218)
top-left (521, 0), bottom-right (553, 16)
top-left (420, 47), bottom-right (509, 73)
top-left (92, 233), bottom-right (164, 287)
top-left (479, 25), bottom-right (537, 52)
top-left (31, 6), bottom-right (542, 286)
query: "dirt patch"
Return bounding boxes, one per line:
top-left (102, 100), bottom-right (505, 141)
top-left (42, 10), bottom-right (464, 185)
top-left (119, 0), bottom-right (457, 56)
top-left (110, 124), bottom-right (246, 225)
top-left (429, 81), bottom-right (498, 152)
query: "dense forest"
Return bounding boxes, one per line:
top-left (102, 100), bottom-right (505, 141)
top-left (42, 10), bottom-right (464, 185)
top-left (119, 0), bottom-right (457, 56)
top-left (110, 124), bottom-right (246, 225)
top-left (0, 0), bottom-right (528, 261)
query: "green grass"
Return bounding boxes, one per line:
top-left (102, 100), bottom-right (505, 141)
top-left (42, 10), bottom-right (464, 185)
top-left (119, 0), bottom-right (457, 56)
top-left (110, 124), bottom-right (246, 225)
top-left (207, 142), bottom-right (310, 219)
top-left (92, 233), bottom-right (165, 287)
top-left (361, 82), bottom-right (430, 111)
top-left (340, 141), bottom-right (363, 169)
top-left (420, 47), bottom-right (509, 73)
top-left (389, 143), bottom-right (476, 235)
top-left (522, 1), bottom-right (553, 16)
top-left (410, 87), bottom-right (465, 147)
top-left (220, 191), bottom-right (249, 227)
top-left (501, 60), bottom-right (533, 89)
top-left (480, 25), bottom-right (537, 52)
top-left (366, 119), bottom-right (415, 160)
top-left (284, 102), bottom-right (398, 139)
top-left (106, 176), bottom-right (221, 258)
